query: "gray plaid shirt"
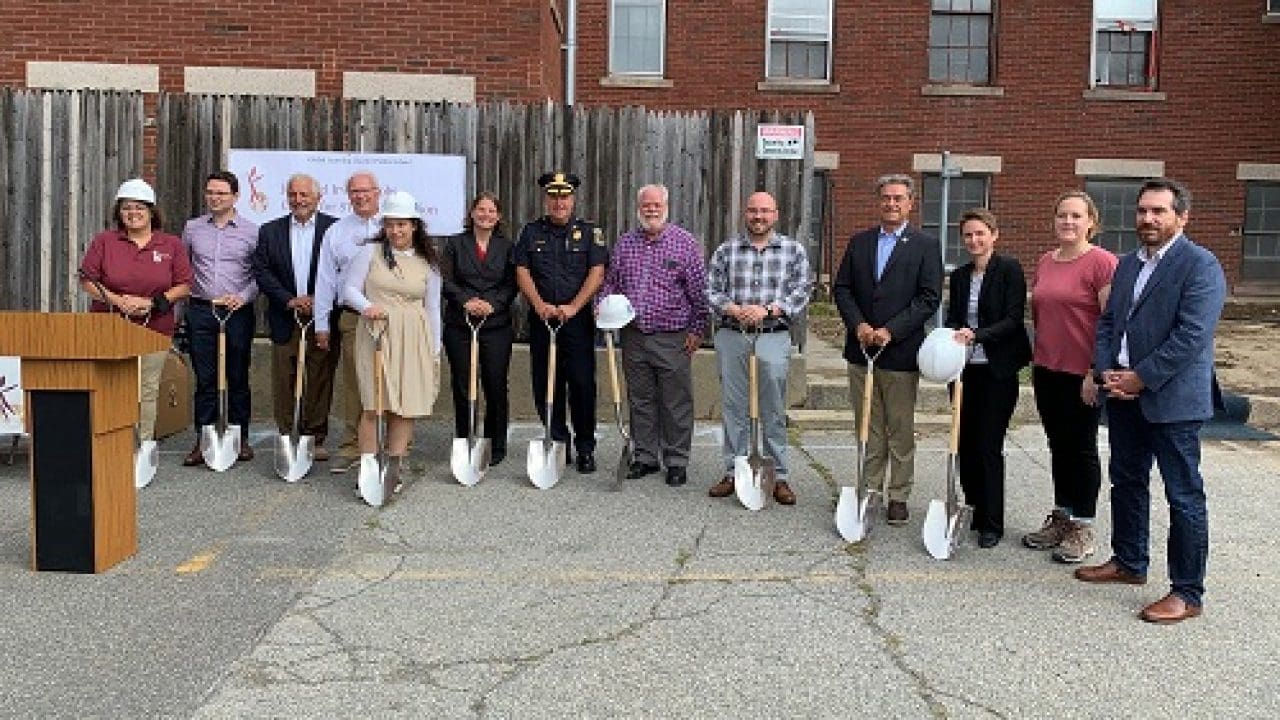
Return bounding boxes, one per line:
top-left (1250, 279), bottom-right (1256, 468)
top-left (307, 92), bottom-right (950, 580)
top-left (705, 232), bottom-right (812, 323)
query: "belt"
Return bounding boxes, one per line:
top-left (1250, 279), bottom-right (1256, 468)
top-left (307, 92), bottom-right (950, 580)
top-left (720, 322), bottom-right (789, 334)
top-left (188, 297), bottom-right (212, 306)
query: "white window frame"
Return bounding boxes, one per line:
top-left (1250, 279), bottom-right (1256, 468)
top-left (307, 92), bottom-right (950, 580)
top-left (608, 0), bottom-right (667, 77)
top-left (1091, 0), bottom-right (1158, 89)
top-left (765, 0), bottom-right (834, 82)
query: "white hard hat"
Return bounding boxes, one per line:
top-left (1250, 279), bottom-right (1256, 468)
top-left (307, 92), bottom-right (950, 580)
top-left (596, 294), bottom-right (636, 330)
top-left (382, 190), bottom-right (420, 220)
top-left (917, 327), bottom-right (968, 383)
top-left (115, 178), bottom-right (156, 205)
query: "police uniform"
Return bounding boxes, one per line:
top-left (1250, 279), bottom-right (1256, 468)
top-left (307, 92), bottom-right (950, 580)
top-left (512, 173), bottom-right (609, 464)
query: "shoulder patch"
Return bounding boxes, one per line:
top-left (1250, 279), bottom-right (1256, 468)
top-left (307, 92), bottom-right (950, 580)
top-left (593, 227), bottom-right (605, 246)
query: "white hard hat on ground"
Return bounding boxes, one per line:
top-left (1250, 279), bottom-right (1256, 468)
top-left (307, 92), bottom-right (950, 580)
top-left (115, 178), bottom-right (156, 205)
top-left (596, 294), bottom-right (636, 330)
top-left (382, 191), bottom-right (420, 220)
top-left (917, 327), bottom-right (968, 383)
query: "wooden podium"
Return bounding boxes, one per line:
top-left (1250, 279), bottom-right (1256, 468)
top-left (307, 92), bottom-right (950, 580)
top-left (0, 312), bottom-right (169, 572)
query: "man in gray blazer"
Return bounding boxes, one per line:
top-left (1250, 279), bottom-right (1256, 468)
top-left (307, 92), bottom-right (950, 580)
top-left (1076, 178), bottom-right (1227, 625)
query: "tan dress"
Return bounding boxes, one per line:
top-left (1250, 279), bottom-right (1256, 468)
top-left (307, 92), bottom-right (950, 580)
top-left (344, 245), bottom-right (442, 417)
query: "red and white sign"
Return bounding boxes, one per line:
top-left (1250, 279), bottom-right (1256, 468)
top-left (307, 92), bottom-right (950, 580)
top-left (756, 124), bottom-right (805, 160)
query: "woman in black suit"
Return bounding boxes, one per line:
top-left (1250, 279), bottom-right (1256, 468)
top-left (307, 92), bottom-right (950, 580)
top-left (946, 208), bottom-right (1032, 548)
top-left (441, 192), bottom-right (517, 465)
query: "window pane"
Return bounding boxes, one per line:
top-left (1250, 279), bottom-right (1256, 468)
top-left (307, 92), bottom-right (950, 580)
top-left (969, 49), bottom-right (988, 83)
top-left (923, 175), bottom-right (989, 265)
top-left (611, 0), bottom-right (663, 74)
top-left (1095, 0), bottom-right (1157, 23)
top-left (770, 0), bottom-right (831, 40)
top-left (929, 15), bottom-right (947, 46)
top-left (1086, 179), bottom-right (1142, 254)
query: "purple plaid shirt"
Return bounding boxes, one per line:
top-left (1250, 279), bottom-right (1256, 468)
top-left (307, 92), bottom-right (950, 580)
top-left (599, 223), bottom-right (708, 335)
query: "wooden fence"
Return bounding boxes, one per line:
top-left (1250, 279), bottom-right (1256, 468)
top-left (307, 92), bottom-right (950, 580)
top-left (2, 90), bottom-right (817, 343)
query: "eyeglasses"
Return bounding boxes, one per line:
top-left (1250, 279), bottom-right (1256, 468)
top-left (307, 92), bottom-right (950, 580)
top-left (205, 190), bottom-right (234, 197)
top-left (120, 203), bottom-right (150, 213)
top-left (348, 187), bottom-right (379, 195)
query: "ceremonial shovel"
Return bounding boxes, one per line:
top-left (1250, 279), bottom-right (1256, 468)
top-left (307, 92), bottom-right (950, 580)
top-left (199, 302), bottom-right (242, 472)
top-left (357, 320), bottom-right (399, 507)
top-left (450, 314), bottom-right (491, 486)
top-left (835, 344), bottom-right (885, 542)
top-left (733, 326), bottom-right (775, 511)
top-left (274, 311), bottom-right (315, 482)
top-left (602, 328), bottom-right (633, 490)
top-left (922, 374), bottom-right (973, 560)
top-left (526, 317), bottom-right (566, 489)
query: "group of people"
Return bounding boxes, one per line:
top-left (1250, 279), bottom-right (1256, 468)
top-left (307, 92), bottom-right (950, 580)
top-left (78, 168), bottom-right (1224, 624)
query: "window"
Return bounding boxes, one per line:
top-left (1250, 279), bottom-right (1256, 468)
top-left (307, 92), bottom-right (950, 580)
top-left (1271, 0), bottom-right (1280, 14)
top-left (609, 0), bottom-right (665, 75)
top-left (922, 174), bottom-right (989, 267)
top-left (766, 0), bottom-right (833, 81)
top-left (1243, 182), bottom-right (1280, 281)
top-left (929, 0), bottom-right (994, 85)
top-left (1092, 0), bottom-right (1158, 89)
top-left (1085, 178), bottom-right (1142, 254)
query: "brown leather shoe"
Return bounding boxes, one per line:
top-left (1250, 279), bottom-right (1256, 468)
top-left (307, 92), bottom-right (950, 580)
top-left (183, 447), bottom-right (204, 467)
top-left (708, 475), bottom-right (734, 498)
top-left (1139, 593), bottom-right (1202, 624)
top-left (1074, 560), bottom-right (1147, 585)
top-left (313, 446), bottom-right (329, 462)
top-left (773, 481), bottom-right (796, 505)
top-left (886, 501), bottom-right (909, 526)
top-left (238, 444), bottom-right (254, 462)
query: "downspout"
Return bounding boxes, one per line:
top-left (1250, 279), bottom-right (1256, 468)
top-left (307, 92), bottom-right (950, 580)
top-left (563, 0), bottom-right (578, 164)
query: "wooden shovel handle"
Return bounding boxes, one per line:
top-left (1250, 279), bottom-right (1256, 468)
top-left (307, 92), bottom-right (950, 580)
top-left (468, 329), bottom-right (480, 404)
top-left (858, 363), bottom-right (874, 444)
top-left (748, 351), bottom-right (759, 421)
top-left (949, 379), bottom-right (963, 454)
top-left (293, 326), bottom-right (307, 400)
top-left (605, 331), bottom-right (621, 404)
top-left (217, 330), bottom-right (227, 392)
top-left (373, 338), bottom-right (385, 415)
top-left (545, 331), bottom-right (558, 405)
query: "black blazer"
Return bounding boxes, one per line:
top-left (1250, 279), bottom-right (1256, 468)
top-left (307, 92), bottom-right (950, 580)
top-left (252, 212), bottom-right (338, 344)
top-left (945, 252), bottom-right (1033, 381)
top-left (440, 231), bottom-right (517, 329)
top-left (833, 224), bottom-right (943, 371)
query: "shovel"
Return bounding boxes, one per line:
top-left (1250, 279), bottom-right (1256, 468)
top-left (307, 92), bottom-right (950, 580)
top-left (733, 326), bottom-right (775, 511)
top-left (451, 314), bottom-right (491, 487)
top-left (836, 343), bottom-right (885, 542)
top-left (358, 320), bottom-right (398, 507)
top-left (275, 311), bottom-right (315, 482)
top-left (923, 374), bottom-right (973, 560)
top-left (200, 302), bottom-right (242, 471)
top-left (603, 328), bottom-right (633, 491)
top-left (527, 317), bottom-right (566, 489)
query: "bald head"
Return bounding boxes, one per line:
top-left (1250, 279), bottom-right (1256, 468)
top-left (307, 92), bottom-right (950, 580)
top-left (744, 191), bottom-right (778, 242)
top-left (346, 171), bottom-right (381, 219)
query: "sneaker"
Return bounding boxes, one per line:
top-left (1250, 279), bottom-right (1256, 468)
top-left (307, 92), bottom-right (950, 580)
top-left (1021, 510), bottom-right (1073, 550)
top-left (1051, 522), bottom-right (1096, 564)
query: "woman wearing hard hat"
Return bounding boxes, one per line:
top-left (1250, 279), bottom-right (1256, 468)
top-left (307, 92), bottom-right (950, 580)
top-left (944, 208), bottom-right (1032, 548)
top-left (79, 178), bottom-right (193, 444)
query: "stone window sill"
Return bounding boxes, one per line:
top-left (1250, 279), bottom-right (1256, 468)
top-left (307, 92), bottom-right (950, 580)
top-left (1264, 14), bottom-right (1280, 24)
top-left (1083, 88), bottom-right (1167, 102)
top-left (921, 84), bottom-right (1005, 97)
top-left (599, 75), bottom-right (673, 89)
top-left (757, 80), bottom-right (841, 94)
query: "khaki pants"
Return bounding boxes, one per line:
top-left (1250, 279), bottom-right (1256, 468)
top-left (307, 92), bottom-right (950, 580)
top-left (271, 325), bottom-right (338, 443)
top-left (138, 350), bottom-right (167, 441)
top-left (336, 309), bottom-right (362, 456)
top-left (847, 364), bottom-right (919, 502)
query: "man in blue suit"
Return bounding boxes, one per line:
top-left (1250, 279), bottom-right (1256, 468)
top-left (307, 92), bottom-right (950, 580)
top-left (1075, 178), bottom-right (1226, 625)
top-left (251, 174), bottom-right (339, 461)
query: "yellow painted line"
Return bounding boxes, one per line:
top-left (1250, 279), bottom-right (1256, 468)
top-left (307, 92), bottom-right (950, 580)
top-left (176, 549), bottom-right (220, 574)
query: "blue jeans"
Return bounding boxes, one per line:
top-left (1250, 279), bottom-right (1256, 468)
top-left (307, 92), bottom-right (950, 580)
top-left (715, 328), bottom-right (791, 480)
top-left (1105, 399), bottom-right (1208, 606)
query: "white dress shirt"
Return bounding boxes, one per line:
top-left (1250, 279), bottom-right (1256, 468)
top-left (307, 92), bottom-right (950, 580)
top-left (1118, 234), bottom-right (1182, 368)
top-left (290, 215), bottom-right (316, 295)
top-left (314, 213), bottom-right (382, 333)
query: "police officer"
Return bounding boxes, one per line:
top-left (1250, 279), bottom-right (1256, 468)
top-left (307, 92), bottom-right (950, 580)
top-left (513, 172), bottom-right (608, 472)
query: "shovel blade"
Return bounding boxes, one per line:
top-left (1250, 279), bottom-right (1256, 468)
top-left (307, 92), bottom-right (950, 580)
top-left (922, 498), bottom-right (966, 560)
top-left (732, 456), bottom-right (766, 511)
top-left (526, 439), bottom-right (565, 490)
top-left (134, 440), bottom-right (158, 490)
top-left (835, 486), bottom-right (877, 542)
top-left (199, 424), bottom-right (241, 472)
top-left (451, 437), bottom-right (487, 487)
top-left (275, 435), bottom-right (314, 483)
top-left (357, 454), bottom-right (386, 507)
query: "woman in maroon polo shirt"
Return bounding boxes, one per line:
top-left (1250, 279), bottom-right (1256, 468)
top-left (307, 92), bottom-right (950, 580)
top-left (79, 178), bottom-right (193, 442)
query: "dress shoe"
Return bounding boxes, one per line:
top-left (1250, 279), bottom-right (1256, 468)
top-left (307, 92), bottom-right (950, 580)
top-left (330, 455), bottom-right (360, 474)
top-left (1139, 593), bottom-right (1202, 624)
top-left (576, 452), bottom-right (596, 473)
top-left (773, 481), bottom-right (796, 505)
top-left (665, 466), bottom-right (687, 486)
top-left (238, 443), bottom-right (254, 462)
top-left (1073, 560), bottom-right (1147, 585)
top-left (313, 446), bottom-right (329, 462)
top-left (708, 475), bottom-right (735, 497)
top-left (489, 447), bottom-right (506, 466)
top-left (182, 447), bottom-right (204, 467)
top-left (886, 501), bottom-right (909, 526)
top-left (627, 461), bottom-right (661, 479)
top-left (977, 532), bottom-right (1002, 549)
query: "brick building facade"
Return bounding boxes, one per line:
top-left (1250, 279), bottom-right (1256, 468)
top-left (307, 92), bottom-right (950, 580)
top-left (4, 1), bottom-right (1278, 289)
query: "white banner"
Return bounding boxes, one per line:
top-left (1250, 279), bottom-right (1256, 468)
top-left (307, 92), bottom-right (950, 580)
top-left (226, 150), bottom-right (468, 235)
top-left (0, 357), bottom-right (23, 436)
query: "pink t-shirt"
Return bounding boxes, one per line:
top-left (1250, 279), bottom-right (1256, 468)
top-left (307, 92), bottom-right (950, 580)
top-left (1030, 246), bottom-right (1118, 376)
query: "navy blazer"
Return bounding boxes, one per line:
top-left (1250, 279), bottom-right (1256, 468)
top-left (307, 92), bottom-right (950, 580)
top-left (833, 224), bottom-right (943, 371)
top-left (440, 231), bottom-right (518, 329)
top-left (1094, 235), bottom-right (1226, 423)
top-left (252, 211), bottom-right (338, 344)
top-left (946, 252), bottom-right (1033, 381)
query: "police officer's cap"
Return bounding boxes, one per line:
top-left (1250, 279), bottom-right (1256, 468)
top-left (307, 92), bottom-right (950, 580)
top-left (538, 171), bottom-right (580, 196)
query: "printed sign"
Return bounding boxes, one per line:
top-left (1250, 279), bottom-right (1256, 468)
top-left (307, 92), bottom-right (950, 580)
top-left (756, 124), bottom-right (805, 160)
top-left (226, 150), bottom-right (468, 235)
top-left (0, 357), bottom-right (23, 435)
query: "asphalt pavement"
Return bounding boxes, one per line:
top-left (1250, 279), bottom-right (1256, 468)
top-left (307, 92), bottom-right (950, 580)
top-left (0, 419), bottom-right (1277, 719)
